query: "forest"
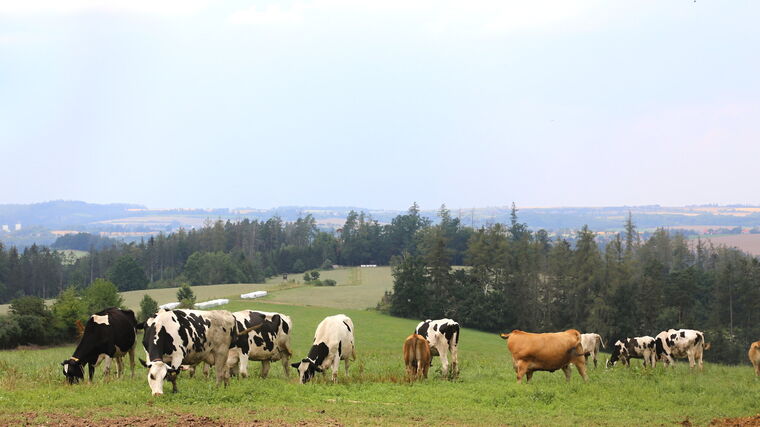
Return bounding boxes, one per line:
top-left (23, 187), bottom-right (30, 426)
top-left (0, 204), bottom-right (758, 363)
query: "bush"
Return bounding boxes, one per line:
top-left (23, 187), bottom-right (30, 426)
top-left (177, 284), bottom-right (196, 309)
top-left (139, 294), bottom-right (159, 322)
top-left (320, 259), bottom-right (334, 270)
top-left (82, 279), bottom-right (123, 314)
top-left (322, 279), bottom-right (337, 287)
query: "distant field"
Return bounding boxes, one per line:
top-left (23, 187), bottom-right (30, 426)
top-left (0, 267), bottom-right (393, 315)
top-left (700, 234), bottom-right (760, 256)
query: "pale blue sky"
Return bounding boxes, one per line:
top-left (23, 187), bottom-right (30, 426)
top-left (1, 1), bottom-right (758, 210)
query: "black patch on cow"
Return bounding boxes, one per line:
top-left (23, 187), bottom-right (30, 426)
top-left (338, 341), bottom-right (342, 358)
top-left (439, 322), bottom-right (460, 345)
top-left (655, 337), bottom-right (667, 357)
top-left (282, 319), bottom-right (290, 334)
top-left (670, 333), bottom-right (677, 340)
top-left (695, 333), bottom-right (702, 345)
top-left (343, 320), bottom-right (351, 332)
top-left (253, 336), bottom-right (265, 347)
top-left (416, 321), bottom-right (430, 338)
top-left (307, 342), bottom-right (330, 366)
top-left (64, 307), bottom-right (137, 384)
top-left (433, 324), bottom-right (438, 332)
top-left (680, 331), bottom-right (686, 338)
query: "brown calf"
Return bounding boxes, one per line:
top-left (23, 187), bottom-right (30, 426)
top-left (403, 334), bottom-right (431, 381)
top-left (500, 329), bottom-right (589, 384)
top-left (749, 341), bottom-right (760, 376)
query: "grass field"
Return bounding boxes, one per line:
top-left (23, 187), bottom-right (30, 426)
top-left (1, 267), bottom-right (759, 425)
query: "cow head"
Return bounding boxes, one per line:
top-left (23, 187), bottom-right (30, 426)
top-left (607, 340), bottom-right (627, 367)
top-left (139, 358), bottom-right (184, 395)
top-left (291, 358), bottom-right (323, 384)
top-left (61, 358), bottom-right (85, 384)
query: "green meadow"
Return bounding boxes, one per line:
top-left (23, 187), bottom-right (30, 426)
top-left (0, 268), bottom-right (758, 425)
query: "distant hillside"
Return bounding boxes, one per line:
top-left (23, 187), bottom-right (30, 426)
top-left (3, 200), bottom-right (760, 248)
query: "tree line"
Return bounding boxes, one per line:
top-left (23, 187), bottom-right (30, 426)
top-left (388, 211), bottom-right (760, 364)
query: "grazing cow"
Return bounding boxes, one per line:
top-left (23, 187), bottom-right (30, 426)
top-left (499, 329), bottom-right (589, 383)
top-left (140, 309), bottom-right (259, 395)
top-left (226, 310), bottom-right (293, 378)
top-left (291, 314), bottom-right (355, 384)
top-left (414, 319), bottom-right (460, 377)
top-left (654, 329), bottom-right (709, 369)
top-left (580, 333), bottom-right (605, 368)
top-left (61, 307), bottom-right (138, 384)
top-left (403, 334), bottom-right (431, 381)
top-left (607, 336), bottom-right (656, 368)
top-left (749, 341), bottom-right (760, 376)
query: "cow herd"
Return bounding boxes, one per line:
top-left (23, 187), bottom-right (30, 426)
top-left (60, 307), bottom-right (760, 394)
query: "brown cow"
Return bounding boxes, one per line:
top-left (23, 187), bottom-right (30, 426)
top-left (749, 341), bottom-right (760, 376)
top-left (403, 334), bottom-right (431, 381)
top-left (499, 329), bottom-right (589, 383)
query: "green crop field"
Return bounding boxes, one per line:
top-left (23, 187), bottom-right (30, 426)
top-left (1, 267), bottom-right (759, 425)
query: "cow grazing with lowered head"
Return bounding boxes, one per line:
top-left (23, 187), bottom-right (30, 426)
top-left (580, 333), bottom-right (605, 368)
top-left (415, 318), bottom-right (459, 377)
top-left (226, 310), bottom-right (293, 378)
top-left (654, 329), bottom-right (709, 369)
top-left (403, 334), bottom-right (431, 381)
top-left (749, 341), bottom-right (760, 376)
top-left (607, 336), bottom-right (656, 368)
top-left (140, 309), bottom-right (260, 395)
top-left (291, 314), bottom-right (355, 384)
top-left (61, 307), bottom-right (138, 384)
top-left (499, 329), bottom-right (589, 383)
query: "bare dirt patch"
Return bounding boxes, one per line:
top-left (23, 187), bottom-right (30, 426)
top-left (711, 414), bottom-right (760, 426)
top-left (4, 411), bottom-right (343, 427)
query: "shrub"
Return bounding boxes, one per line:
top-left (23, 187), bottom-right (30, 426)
top-left (322, 279), bottom-right (337, 287)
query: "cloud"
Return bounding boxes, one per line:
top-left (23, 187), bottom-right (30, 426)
top-left (0, 0), bottom-right (209, 17)
top-left (226, 0), bottom-right (606, 36)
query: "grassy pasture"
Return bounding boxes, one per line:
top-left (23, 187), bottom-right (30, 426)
top-left (1, 301), bottom-right (759, 425)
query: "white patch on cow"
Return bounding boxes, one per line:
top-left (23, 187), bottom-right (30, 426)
top-left (91, 314), bottom-right (109, 325)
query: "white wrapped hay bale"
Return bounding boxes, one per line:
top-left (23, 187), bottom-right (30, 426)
top-left (193, 298), bottom-right (229, 309)
top-left (241, 291), bottom-right (267, 299)
top-left (159, 302), bottom-right (180, 310)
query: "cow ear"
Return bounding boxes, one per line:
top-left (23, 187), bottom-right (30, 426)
top-left (314, 366), bottom-right (323, 373)
top-left (139, 358), bottom-right (149, 368)
top-left (61, 360), bottom-right (66, 366)
top-left (291, 362), bottom-right (300, 369)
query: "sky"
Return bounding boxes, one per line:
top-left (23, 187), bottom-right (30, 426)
top-left (1, 1), bottom-right (759, 210)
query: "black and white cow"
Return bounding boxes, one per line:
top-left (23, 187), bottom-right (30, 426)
top-left (227, 310), bottom-right (293, 378)
top-left (61, 307), bottom-right (138, 384)
top-left (654, 329), bottom-right (709, 369)
top-left (415, 318), bottom-right (459, 376)
top-left (607, 336), bottom-right (656, 368)
top-left (140, 309), bottom-right (259, 395)
top-left (291, 314), bottom-right (355, 384)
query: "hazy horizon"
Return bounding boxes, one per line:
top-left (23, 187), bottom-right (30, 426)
top-left (2, 1), bottom-right (758, 210)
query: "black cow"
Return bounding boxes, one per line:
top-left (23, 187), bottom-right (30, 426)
top-left (61, 307), bottom-right (138, 384)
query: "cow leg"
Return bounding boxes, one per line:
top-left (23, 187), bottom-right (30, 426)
top-left (281, 353), bottom-right (291, 378)
top-left (562, 365), bottom-right (572, 381)
top-left (115, 356), bottom-right (123, 378)
top-left (214, 354), bottom-right (228, 387)
top-left (515, 361), bottom-right (528, 383)
top-left (331, 355), bottom-right (341, 383)
top-left (343, 356), bottom-right (351, 377)
top-left (525, 371), bottom-right (534, 382)
top-left (128, 346), bottom-right (135, 379)
top-left (438, 345), bottom-right (449, 377)
top-left (754, 362), bottom-right (760, 376)
top-left (260, 360), bottom-right (271, 379)
top-left (422, 359), bottom-right (429, 379)
top-left (238, 350), bottom-right (249, 378)
top-left (593, 351), bottom-right (598, 369)
top-left (450, 343), bottom-right (459, 377)
top-left (575, 360), bottom-right (589, 382)
top-left (88, 363), bottom-right (96, 382)
top-left (687, 351), bottom-right (696, 369)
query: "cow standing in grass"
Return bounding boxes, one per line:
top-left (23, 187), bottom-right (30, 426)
top-left (61, 307), bottom-right (138, 384)
top-left (500, 329), bottom-right (588, 383)
top-left (140, 309), bottom-right (259, 395)
top-left (415, 319), bottom-right (459, 377)
top-left (749, 341), bottom-right (760, 376)
top-left (654, 329), bottom-right (709, 369)
top-left (227, 310), bottom-right (293, 378)
top-left (580, 333), bottom-right (605, 368)
top-left (403, 334), bottom-right (431, 381)
top-left (607, 336), bottom-right (656, 368)
top-left (291, 314), bottom-right (355, 384)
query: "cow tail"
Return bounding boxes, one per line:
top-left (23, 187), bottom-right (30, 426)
top-left (598, 335), bottom-right (605, 349)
